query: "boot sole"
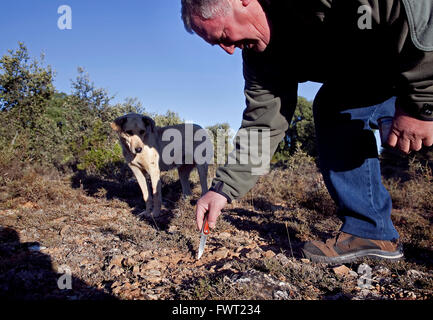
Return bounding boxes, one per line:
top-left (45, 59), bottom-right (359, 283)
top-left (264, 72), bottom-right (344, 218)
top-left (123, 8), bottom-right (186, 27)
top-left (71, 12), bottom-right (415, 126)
top-left (302, 248), bottom-right (404, 265)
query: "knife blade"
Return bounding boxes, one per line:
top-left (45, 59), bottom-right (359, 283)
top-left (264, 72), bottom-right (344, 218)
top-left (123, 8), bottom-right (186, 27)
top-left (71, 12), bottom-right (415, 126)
top-left (197, 213), bottom-right (210, 260)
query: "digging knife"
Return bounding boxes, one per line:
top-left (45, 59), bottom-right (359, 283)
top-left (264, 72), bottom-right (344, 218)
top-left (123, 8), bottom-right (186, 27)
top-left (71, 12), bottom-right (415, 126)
top-left (197, 213), bottom-right (210, 260)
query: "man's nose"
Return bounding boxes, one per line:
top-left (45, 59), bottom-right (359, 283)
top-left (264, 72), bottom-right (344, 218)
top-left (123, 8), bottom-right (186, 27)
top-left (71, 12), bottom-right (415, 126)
top-left (135, 147), bottom-right (142, 154)
top-left (219, 43), bottom-right (235, 55)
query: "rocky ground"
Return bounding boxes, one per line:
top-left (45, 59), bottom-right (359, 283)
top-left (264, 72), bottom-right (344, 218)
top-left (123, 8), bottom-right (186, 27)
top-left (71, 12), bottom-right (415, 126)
top-left (0, 155), bottom-right (432, 300)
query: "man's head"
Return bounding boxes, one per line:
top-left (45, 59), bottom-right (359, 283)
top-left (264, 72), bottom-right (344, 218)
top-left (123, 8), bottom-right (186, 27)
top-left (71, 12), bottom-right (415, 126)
top-left (181, 0), bottom-right (271, 54)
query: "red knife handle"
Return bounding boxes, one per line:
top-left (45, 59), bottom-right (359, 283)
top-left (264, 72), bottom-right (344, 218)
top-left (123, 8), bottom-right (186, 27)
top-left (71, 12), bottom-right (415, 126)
top-left (202, 214), bottom-right (210, 235)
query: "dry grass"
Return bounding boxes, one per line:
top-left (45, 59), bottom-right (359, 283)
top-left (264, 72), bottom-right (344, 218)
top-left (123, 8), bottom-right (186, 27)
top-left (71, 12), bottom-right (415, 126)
top-left (0, 149), bottom-right (432, 300)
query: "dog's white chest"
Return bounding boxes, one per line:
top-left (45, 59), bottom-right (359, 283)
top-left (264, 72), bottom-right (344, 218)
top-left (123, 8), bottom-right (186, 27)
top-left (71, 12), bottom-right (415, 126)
top-left (130, 145), bottom-right (159, 172)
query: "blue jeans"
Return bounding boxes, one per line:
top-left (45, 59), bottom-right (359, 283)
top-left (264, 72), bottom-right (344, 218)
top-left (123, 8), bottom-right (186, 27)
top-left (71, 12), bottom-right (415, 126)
top-left (313, 86), bottom-right (400, 241)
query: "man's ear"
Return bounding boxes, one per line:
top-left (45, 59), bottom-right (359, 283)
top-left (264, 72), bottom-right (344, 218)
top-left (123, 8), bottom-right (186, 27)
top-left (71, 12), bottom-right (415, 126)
top-left (111, 116), bottom-right (127, 132)
top-left (142, 116), bottom-right (156, 132)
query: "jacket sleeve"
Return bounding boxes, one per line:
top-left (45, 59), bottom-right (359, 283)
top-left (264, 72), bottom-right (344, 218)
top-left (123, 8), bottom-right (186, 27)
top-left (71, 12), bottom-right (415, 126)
top-left (369, 0), bottom-right (433, 120)
top-left (395, 0), bottom-right (433, 121)
top-left (210, 50), bottom-right (298, 202)
top-left (336, 0), bottom-right (433, 120)
top-left (397, 49), bottom-right (433, 121)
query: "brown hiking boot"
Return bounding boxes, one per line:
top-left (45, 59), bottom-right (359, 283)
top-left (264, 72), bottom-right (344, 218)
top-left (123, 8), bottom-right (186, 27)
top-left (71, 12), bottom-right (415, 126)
top-left (302, 232), bottom-right (404, 264)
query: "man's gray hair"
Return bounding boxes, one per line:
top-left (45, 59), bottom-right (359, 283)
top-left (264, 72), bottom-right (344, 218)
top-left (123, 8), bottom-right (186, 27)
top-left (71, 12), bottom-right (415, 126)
top-left (181, 0), bottom-right (231, 34)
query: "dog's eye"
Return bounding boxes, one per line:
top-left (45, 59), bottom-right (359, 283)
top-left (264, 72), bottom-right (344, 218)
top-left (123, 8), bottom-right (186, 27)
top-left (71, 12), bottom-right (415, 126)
top-left (126, 130), bottom-right (133, 135)
top-left (139, 130), bottom-right (145, 135)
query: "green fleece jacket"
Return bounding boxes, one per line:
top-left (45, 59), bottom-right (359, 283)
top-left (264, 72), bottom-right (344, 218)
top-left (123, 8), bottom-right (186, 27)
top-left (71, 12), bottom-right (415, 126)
top-left (210, 0), bottom-right (433, 203)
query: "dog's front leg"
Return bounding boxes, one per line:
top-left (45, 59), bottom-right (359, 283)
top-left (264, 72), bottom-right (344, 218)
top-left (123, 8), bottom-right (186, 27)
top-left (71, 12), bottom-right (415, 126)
top-left (148, 168), bottom-right (162, 217)
top-left (128, 164), bottom-right (152, 216)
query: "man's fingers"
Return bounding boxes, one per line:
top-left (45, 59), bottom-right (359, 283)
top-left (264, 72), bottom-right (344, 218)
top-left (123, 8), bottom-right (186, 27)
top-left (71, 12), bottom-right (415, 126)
top-left (386, 132), bottom-right (398, 148)
top-left (207, 207), bottom-right (221, 229)
top-left (396, 135), bottom-right (411, 154)
top-left (388, 109), bottom-right (433, 153)
top-left (387, 130), bottom-right (410, 153)
top-left (195, 200), bottom-right (208, 231)
top-left (423, 137), bottom-right (433, 147)
top-left (386, 131), bottom-right (416, 153)
top-left (195, 191), bottom-right (228, 231)
top-left (410, 139), bottom-right (423, 152)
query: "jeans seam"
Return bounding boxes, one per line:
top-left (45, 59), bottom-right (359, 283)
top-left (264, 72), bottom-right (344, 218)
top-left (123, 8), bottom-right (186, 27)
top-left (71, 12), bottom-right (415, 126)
top-left (367, 158), bottom-right (385, 234)
top-left (368, 102), bottom-right (381, 129)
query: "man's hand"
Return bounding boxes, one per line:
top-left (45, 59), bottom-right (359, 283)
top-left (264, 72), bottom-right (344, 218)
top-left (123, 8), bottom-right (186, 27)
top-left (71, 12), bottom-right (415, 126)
top-left (387, 108), bottom-right (433, 154)
top-left (195, 191), bottom-right (228, 231)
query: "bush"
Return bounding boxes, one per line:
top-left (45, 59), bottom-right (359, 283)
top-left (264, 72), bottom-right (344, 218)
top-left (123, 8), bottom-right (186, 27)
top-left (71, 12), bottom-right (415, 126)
top-left (273, 97), bottom-right (316, 162)
top-left (0, 43), bottom-right (188, 177)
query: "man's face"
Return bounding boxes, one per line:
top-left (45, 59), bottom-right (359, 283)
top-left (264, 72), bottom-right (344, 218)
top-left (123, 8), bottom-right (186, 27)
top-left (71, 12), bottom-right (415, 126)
top-left (190, 1), bottom-right (270, 55)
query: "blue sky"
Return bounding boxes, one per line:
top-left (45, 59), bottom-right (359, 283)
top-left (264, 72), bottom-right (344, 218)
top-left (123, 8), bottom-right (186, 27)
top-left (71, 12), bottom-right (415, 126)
top-left (0, 0), bottom-right (322, 130)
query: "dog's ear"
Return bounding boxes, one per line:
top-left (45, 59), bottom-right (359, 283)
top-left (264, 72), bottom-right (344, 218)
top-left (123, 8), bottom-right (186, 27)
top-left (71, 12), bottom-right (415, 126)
top-left (111, 116), bottom-right (127, 132)
top-left (142, 116), bottom-right (155, 132)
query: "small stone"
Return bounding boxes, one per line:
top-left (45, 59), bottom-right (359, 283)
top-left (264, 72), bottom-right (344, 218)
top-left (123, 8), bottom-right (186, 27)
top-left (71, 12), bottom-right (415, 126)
top-left (274, 253), bottom-right (290, 266)
top-left (273, 290), bottom-right (289, 300)
top-left (300, 258), bottom-right (310, 264)
top-left (112, 285), bottom-right (123, 295)
top-left (332, 265), bottom-right (351, 277)
top-left (235, 246), bottom-right (245, 253)
top-left (129, 289), bottom-right (141, 298)
top-left (124, 257), bottom-right (137, 267)
top-left (140, 250), bottom-right (152, 259)
top-left (0, 192), bottom-right (10, 202)
top-left (110, 255), bottom-right (125, 267)
top-left (132, 265), bottom-right (141, 275)
top-left (218, 232), bottom-right (231, 240)
top-left (20, 202), bottom-right (37, 209)
top-left (218, 262), bottom-right (234, 272)
top-left (375, 266), bottom-right (390, 276)
top-left (349, 271), bottom-right (359, 278)
top-left (52, 216), bottom-right (68, 224)
top-left (160, 253), bottom-right (184, 265)
top-left (168, 225), bottom-right (178, 233)
top-left (110, 266), bottom-right (124, 277)
top-left (264, 250), bottom-right (276, 259)
top-left (213, 248), bottom-right (230, 260)
top-left (125, 248), bottom-right (138, 257)
top-left (246, 249), bottom-right (262, 259)
top-left (230, 251), bottom-right (241, 258)
top-left (60, 225), bottom-right (72, 237)
top-left (146, 271), bottom-right (163, 283)
top-left (407, 269), bottom-right (423, 278)
top-left (142, 259), bottom-right (163, 270)
top-left (79, 259), bottom-right (90, 267)
top-left (147, 269), bottom-right (161, 277)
